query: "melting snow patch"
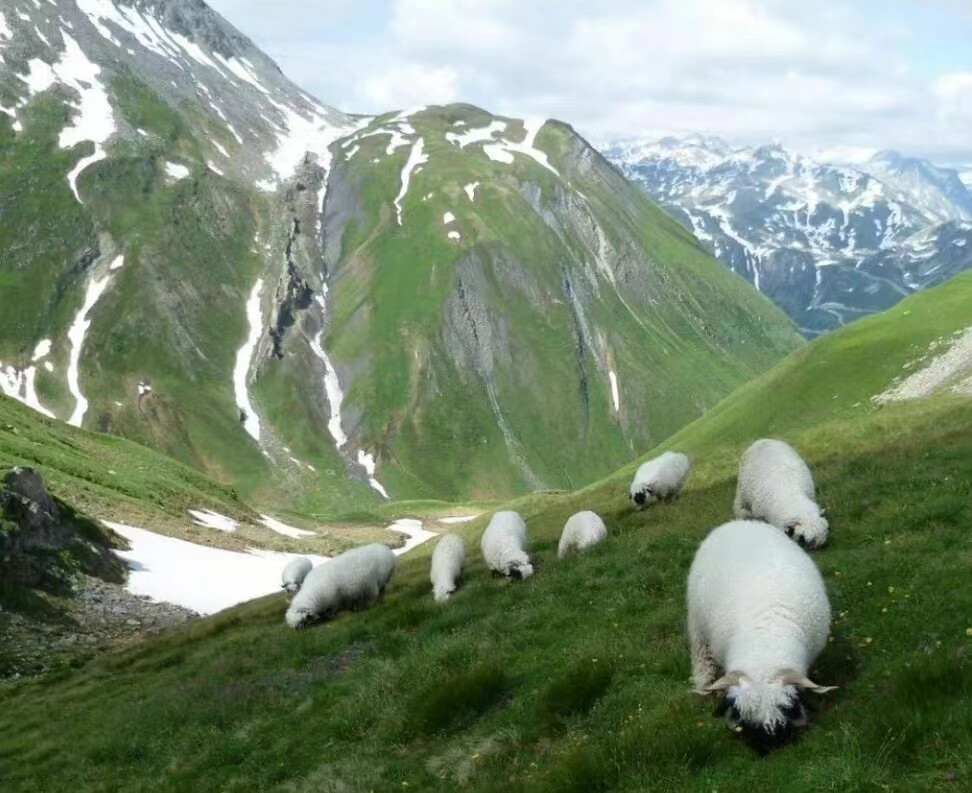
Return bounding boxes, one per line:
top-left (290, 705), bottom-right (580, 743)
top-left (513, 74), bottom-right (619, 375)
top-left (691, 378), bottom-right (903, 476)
top-left (188, 509), bottom-right (238, 533)
top-left (207, 161), bottom-right (224, 176)
top-left (163, 161), bottom-right (190, 181)
top-left (357, 450), bottom-right (390, 499)
top-left (66, 148), bottom-right (107, 204)
top-left (108, 254), bottom-right (124, 270)
top-left (440, 515), bottom-right (479, 525)
top-left (394, 137), bottom-right (427, 225)
top-left (105, 522), bottom-right (329, 615)
top-left (483, 144), bottom-right (514, 164)
top-left (448, 231), bottom-right (461, 241)
top-left (43, 361), bottom-right (53, 373)
top-left (608, 370), bottom-right (620, 412)
top-left (463, 181), bottom-right (479, 201)
top-left (387, 518), bottom-right (437, 556)
top-left (344, 144), bottom-right (359, 161)
top-left (445, 119), bottom-right (506, 148)
top-left (31, 339), bottom-right (52, 361)
top-left (233, 279), bottom-right (264, 442)
top-left (258, 514), bottom-right (316, 539)
top-left (0, 363), bottom-right (55, 418)
top-left (443, 211), bottom-right (455, 224)
top-left (873, 327), bottom-right (972, 403)
top-left (67, 274), bottom-right (111, 426)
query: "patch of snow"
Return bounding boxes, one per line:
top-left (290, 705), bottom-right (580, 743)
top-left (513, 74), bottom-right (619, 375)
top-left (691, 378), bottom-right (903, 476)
top-left (212, 53), bottom-right (269, 94)
top-left (258, 514), bottom-right (316, 539)
top-left (31, 339), bottom-right (52, 361)
top-left (106, 521), bottom-right (329, 615)
top-left (483, 144), bottom-right (514, 164)
top-left (212, 139), bottom-right (229, 158)
top-left (0, 363), bottom-right (56, 418)
top-left (33, 25), bottom-right (50, 47)
top-left (67, 274), bottom-right (111, 426)
top-left (136, 127), bottom-right (148, 137)
top-left (43, 361), bottom-right (54, 373)
top-left (307, 314), bottom-right (348, 448)
top-left (393, 137), bottom-right (427, 226)
top-left (445, 119), bottom-right (507, 148)
top-left (357, 450), bottom-right (390, 499)
top-left (108, 254), bottom-right (124, 270)
top-left (480, 118), bottom-right (559, 176)
top-left (207, 161), bottom-right (224, 176)
top-left (65, 148), bottom-right (107, 203)
top-left (440, 515), bottom-right (479, 525)
top-left (344, 143), bottom-right (359, 161)
top-left (233, 279), bottom-right (264, 442)
top-left (608, 369), bottom-right (620, 412)
top-left (443, 211), bottom-right (455, 224)
top-left (447, 230), bottom-right (461, 241)
top-left (188, 509), bottom-right (238, 533)
top-left (163, 161), bottom-right (190, 181)
top-left (54, 34), bottom-right (116, 150)
top-left (0, 12), bottom-right (11, 41)
top-left (387, 518), bottom-right (437, 556)
top-left (463, 181), bottom-right (479, 201)
top-left (137, 381), bottom-right (152, 396)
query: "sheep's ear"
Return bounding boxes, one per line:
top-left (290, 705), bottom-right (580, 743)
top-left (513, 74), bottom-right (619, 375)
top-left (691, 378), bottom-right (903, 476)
top-left (776, 669), bottom-right (838, 694)
top-left (697, 672), bottom-right (745, 695)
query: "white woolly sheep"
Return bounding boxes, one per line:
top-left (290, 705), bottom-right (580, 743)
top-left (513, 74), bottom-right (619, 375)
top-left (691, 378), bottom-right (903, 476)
top-left (687, 519), bottom-right (836, 747)
top-left (285, 543), bottom-right (396, 629)
top-left (557, 510), bottom-right (607, 558)
top-left (280, 556), bottom-right (312, 596)
top-left (733, 438), bottom-right (829, 549)
top-left (629, 451), bottom-right (691, 508)
top-left (430, 533), bottom-right (466, 601)
top-left (481, 511), bottom-right (534, 579)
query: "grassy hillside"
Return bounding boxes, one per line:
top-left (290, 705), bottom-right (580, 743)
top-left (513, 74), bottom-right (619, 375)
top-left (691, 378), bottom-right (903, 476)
top-left (1, 258), bottom-right (968, 792)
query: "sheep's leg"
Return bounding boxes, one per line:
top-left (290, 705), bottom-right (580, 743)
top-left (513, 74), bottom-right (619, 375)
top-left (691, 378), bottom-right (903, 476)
top-left (732, 488), bottom-right (752, 520)
top-left (691, 640), bottom-right (718, 690)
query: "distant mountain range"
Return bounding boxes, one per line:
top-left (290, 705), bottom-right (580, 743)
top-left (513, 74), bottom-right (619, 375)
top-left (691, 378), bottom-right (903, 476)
top-left (604, 135), bottom-right (972, 336)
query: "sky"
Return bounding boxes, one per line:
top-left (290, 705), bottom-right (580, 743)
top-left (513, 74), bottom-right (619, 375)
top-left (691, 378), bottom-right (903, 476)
top-left (207, 0), bottom-right (972, 169)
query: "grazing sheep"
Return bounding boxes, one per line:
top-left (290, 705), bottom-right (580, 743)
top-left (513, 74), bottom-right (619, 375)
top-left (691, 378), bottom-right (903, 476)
top-left (557, 510), bottom-right (607, 558)
top-left (285, 544), bottom-right (396, 629)
top-left (481, 511), bottom-right (533, 579)
top-left (687, 519), bottom-right (836, 747)
top-left (280, 556), bottom-right (312, 596)
top-left (733, 438), bottom-right (829, 549)
top-left (629, 451), bottom-right (691, 508)
top-left (430, 533), bottom-right (466, 601)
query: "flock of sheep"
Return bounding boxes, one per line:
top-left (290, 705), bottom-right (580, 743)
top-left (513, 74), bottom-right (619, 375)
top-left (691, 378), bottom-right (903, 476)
top-left (280, 438), bottom-right (835, 747)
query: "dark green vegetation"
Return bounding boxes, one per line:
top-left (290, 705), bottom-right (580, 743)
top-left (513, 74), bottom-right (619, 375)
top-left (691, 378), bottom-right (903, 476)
top-left (1, 266), bottom-right (968, 792)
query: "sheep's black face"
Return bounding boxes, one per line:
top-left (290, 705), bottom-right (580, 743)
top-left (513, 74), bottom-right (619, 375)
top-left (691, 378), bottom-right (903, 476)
top-left (633, 491), bottom-right (646, 506)
top-left (724, 689), bottom-right (808, 753)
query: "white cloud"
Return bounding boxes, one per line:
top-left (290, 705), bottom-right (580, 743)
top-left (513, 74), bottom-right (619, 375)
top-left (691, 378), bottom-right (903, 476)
top-left (207, 0), bottom-right (972, 164)
top-left (361, 62), bottom-right (460, 108)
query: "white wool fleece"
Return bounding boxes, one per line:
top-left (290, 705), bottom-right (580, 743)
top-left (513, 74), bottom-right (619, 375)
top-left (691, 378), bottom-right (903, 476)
top-left (629, 451), bottom-right (691, 507)
top-left (733, 438), bottom-right (829, 549)
top-left (557, 510), bottom-right (607, 558)
top-left (286, 544), bottom-right (396, 629)
top-left (687, 520), bottom-right (832, 733)
top-left (281, 556), bottom-right (312, 595)
top-left (430, 533), bottom-right (466, 601)
top-left (481, 511), bottom-right (533, 579)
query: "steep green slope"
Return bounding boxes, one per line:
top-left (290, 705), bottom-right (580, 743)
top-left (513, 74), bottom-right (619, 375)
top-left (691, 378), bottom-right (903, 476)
top-left (307, 105), bottom-right (801, 501)
top-left (2, 249), bottom-right (968, 792)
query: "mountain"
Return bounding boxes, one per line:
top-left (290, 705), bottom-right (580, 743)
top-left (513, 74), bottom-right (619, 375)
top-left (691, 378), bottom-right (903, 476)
top-left (0, 1), bottom-right (801, 508)
top-left (605, 137), bottom-right (972, 336)
top-left (3, 274), bottom-right (969, 792)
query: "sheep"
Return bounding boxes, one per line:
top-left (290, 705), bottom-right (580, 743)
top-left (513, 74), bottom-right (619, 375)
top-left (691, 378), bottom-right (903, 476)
top-left (687, 519), bottom-right (836, 748)
top-left (629, 451), bottom-right (691, 508)
top-left (430, 533), bottom-right (466, 601)
top-left (481, 511), bottom-right (533, 579)
top-left (557, 510), bottom-right (607, 558)
top-left (733, 438), bottom-right (829, 549)
top-left (280, 556), bottom-right (312, 596)
top-left (285, 543), bottom-right (396, 629)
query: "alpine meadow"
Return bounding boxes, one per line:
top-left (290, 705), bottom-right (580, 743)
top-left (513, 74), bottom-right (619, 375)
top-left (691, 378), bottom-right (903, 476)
top-left (0, 2), bottom-right (969, 792)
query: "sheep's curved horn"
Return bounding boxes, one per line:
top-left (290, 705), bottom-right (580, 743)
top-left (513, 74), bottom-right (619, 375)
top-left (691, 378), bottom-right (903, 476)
top-left (776, 669), bottom-right (838, 694)
top-left (696, 671), bottom-right (745, 695)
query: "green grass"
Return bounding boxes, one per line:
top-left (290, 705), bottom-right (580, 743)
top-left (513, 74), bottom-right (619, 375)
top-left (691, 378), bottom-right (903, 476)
top-left (1, 271), bottom-right (968, 792)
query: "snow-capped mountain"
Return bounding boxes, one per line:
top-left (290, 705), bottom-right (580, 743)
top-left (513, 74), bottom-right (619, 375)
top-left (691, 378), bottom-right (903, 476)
top-left (605, 137), bottom-right (972, 336)
top-left (0, 1), bottom-right (800, 508)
